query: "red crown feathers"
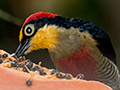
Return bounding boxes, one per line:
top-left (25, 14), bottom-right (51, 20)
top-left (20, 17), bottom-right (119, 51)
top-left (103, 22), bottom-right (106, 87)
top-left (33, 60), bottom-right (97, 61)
top-left (23, 12), bottom-right (58, 27)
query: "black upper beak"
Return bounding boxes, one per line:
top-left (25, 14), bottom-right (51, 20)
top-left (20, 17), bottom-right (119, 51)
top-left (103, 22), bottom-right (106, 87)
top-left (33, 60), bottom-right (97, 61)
top-left (15, 39), bottom-right (31, 57)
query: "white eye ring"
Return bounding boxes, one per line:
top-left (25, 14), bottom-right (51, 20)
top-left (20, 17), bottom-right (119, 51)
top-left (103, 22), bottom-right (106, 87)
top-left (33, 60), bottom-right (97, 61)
top-left (24, 24), bottom-right (35, 36)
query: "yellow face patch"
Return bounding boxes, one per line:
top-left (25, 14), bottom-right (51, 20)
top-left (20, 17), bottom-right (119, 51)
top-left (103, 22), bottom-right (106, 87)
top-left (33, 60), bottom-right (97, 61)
top-left (25, 25), bottom-right (60, 54)
top-left (19, 28), bottom-right (23, 41)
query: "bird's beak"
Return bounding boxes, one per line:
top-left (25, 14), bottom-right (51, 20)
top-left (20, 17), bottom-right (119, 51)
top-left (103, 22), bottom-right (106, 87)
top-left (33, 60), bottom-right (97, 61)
top-left (15, 39), bottom-right (31, 57)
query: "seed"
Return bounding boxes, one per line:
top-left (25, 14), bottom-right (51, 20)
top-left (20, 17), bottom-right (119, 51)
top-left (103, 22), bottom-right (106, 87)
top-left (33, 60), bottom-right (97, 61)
top-left (64, 73), bottom-right (72, 80)
top-left (56, 72), bottom-right (64, 79)
top-left (0, 58), bottom-right (3, 64)
top-left (11, 61), bottom-right (19, 67)
top-left (18, 62), bottom-right (24, 67)
top-left (76, 74), bottom-right (84, 79)
top-left (33, 66), bottom-right (40, 71)
top-left (15, 63), bottom-right (19, 67)
top-left (19, 56), bottom-right (25, 62)
top-left (37, 69), bottom-right (46, 75)
top-left (30, 66), bottom-right (40, 72)
top-left (2, 53), bottom-right (8, 58)
top-left (30, 68), bottom-right (35, 72)
top-left (25, 59), bottom-right (31, 64)
top-left (26, 62), bottom-right (33, 69)
top-left (11, 62), bottom-right (16, 67)
top-left (26, 79), bottom-right (32, 86)
top-left (23, 67), bottom-right (29, 73)
top-left (50, 69), bottom-right (57, 75)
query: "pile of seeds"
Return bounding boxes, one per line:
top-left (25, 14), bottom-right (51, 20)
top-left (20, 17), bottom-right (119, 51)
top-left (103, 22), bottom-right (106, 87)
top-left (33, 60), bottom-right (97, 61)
top-left (0, 52), bottom-right (84, 86)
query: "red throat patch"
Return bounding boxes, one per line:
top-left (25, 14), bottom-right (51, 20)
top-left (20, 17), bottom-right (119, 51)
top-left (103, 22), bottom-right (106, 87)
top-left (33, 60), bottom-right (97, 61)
top-left (23, 12), bottom-right (58, 27)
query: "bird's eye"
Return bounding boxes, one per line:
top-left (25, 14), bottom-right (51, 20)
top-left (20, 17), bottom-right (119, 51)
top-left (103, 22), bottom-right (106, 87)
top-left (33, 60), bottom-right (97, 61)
top-left (24, 24), bottom-right (35, 36)
top-left (27, 27), bottom-right (32, 33)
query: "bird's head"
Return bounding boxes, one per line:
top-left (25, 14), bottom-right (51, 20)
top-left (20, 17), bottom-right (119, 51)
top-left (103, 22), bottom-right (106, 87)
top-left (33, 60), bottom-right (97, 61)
top-left (15, 12), bottom-right (58, 57)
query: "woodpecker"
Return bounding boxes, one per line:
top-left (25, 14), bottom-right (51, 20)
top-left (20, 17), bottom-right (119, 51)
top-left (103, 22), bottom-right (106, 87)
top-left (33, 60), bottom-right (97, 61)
top-left (15, 12), bottom-right (120, 89)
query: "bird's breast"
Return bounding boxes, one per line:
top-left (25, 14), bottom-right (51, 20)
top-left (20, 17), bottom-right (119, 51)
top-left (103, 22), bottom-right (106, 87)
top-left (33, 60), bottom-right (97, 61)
top-left (53, 47), bottom-right (98, 80)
